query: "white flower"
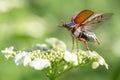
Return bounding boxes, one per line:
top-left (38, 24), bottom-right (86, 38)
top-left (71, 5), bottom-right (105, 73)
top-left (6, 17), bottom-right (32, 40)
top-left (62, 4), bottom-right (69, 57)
top-left (1, 46), bottom-right (14, 59)
top-left (98, 56), bottom-right (109, 69)
top-left (46, 38), bottom-right (66, 50)
top-left (13, 51), bottom-right (31, 66)
top-left (29, 58), bottom-right (51, 70)
top-left (64, 51), bottom-right (78, 66)
top-left (92, 57), bottom-right (108, 69)
top-left (90, 51), bottom-right (109, 69)
top-left (23, 55), bottom-right (31, 66)
top-left (92, 62), bottom-right (99, 69)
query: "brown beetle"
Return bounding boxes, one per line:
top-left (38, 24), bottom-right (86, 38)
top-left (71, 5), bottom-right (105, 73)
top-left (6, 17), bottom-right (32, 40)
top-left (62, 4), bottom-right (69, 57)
top-left (63, 10), bottom-right (113, 51)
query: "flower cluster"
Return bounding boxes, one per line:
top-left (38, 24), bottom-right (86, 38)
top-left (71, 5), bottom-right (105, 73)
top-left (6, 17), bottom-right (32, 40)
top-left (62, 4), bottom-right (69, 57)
top-left (1, 38), bottom-right (108, 80)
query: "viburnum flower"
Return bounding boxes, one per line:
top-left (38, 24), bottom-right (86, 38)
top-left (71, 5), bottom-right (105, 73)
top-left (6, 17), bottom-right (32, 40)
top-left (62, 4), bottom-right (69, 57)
top-left (87, 51), bottom-right (108, 69)
top-left (91, 56), bottom-right (108, 69)
top-left (13, 51), bottom-right (31, 66)
top-left (29, 58), bottom-right (50, 70)
top-left (1, 38), bottom-right (109, 80)
top-left (1, 46), bottom-right (15, 59)
top-left (64, 50), bottom-right (78, 66)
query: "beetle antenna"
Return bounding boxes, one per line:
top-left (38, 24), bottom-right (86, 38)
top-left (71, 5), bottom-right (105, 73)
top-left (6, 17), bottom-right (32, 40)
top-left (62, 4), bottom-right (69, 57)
top-left (58, 20), bottom-right (66, 28)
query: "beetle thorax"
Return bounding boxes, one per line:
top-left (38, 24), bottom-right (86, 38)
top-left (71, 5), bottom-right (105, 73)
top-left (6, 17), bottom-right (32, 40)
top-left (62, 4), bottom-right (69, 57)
top-left (71, 27), bottom-right (82, 38)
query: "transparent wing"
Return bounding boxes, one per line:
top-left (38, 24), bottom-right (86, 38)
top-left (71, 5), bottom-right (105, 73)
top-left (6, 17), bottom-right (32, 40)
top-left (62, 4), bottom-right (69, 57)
top-left (82, 13), bottom-right (113, 29)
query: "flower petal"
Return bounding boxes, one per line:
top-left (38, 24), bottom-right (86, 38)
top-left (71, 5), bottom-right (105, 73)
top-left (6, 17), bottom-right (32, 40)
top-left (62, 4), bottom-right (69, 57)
top-left (29, 58), bottom-right (51, 70)
top-left (13, 51), bottom-right (29, 65)
top-left (1, 46), bottom-right (14, 59)
top-left (92, 62), bottom-right (99, 69)
top-left (64, 51), bottom-right (78, 65)
top-left (98, 56), bottom-right (109, 69)
top-left (23, 55), bottom-right (31, 66)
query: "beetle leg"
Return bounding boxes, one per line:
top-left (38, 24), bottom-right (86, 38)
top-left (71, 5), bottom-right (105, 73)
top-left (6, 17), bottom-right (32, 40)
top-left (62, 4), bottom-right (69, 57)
top-left (76, 38), bottom-right (79, 52)
top-left (72, 36), bottom-right (74, 50)
top-left (79, 38), bottom-right (90, 50)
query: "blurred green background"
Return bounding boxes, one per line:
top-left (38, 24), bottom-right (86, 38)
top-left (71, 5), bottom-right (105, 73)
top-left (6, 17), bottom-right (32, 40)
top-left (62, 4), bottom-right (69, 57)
top-left (0, 0), bottom-right (120, 80)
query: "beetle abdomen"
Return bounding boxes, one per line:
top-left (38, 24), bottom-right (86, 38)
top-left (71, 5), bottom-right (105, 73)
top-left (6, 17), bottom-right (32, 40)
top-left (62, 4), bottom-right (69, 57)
top-left (81, 31), bottom-right (97, 42)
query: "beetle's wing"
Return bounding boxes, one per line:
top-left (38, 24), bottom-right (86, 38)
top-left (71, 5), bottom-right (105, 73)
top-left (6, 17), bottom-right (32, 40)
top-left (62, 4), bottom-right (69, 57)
top-left (82, 13), bottom-right (113, 29)
top-left (71, 10), bottom-right (94, 25)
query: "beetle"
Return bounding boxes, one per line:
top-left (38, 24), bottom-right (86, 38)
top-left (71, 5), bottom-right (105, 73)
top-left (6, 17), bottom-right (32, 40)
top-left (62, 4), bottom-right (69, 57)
top-left (62, 9), bottom-right (113, 51)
